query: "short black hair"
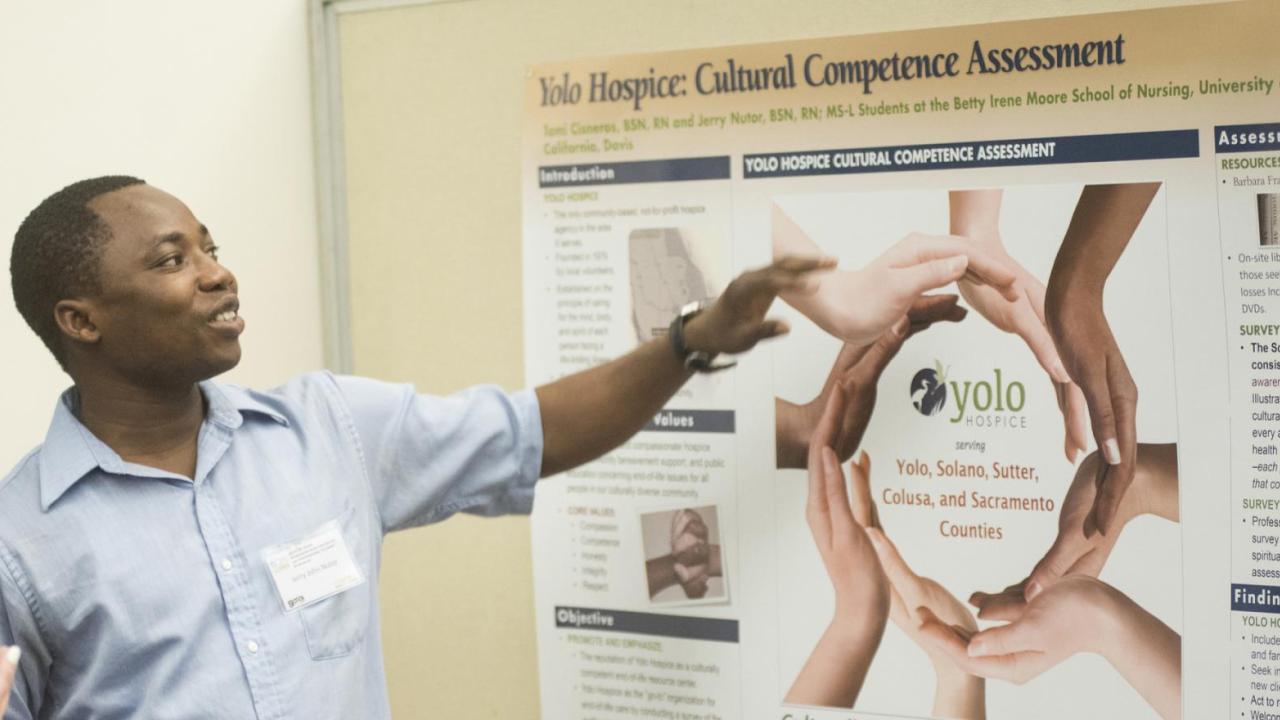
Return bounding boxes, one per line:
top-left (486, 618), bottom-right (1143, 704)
top-left (10, 175), bottom-right (145, 369)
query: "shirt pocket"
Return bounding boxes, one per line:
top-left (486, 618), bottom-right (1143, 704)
top-left (297, 503), bottom-right (373, 660)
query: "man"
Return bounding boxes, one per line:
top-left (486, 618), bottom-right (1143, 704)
top-left (0, 176), bottom-right (841, 718)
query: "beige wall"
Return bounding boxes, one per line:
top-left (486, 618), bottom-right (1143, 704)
top-left (0, 0), bottom-right (325, 473)
top-left (336, 0), bottom-right (1215, 716)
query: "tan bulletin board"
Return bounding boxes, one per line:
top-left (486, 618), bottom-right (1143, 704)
top-left (311, 0), bottom-right (1215, 715)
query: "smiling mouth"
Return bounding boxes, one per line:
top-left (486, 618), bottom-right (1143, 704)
top-left (207, 303), bottom-right (244, 336)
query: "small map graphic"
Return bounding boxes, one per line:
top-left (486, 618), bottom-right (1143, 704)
top-left (629, 228), bottom-right (713, 343)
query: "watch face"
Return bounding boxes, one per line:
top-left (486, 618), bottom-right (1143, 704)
top-left (685, 351), bottom-right (712, 370)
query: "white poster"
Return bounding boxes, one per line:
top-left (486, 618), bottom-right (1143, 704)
top-left (522, 3), bottom-right (1279, 718)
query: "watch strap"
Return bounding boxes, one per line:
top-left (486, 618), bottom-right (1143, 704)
top-left (669, 302), bottom-right (736, 373)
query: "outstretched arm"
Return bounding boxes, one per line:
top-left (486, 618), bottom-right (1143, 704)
top-left (1103, 590), bottom-right (1182, 719)
top-left (844, 478), bottom-right (986, 718)
top-left (771, 203), bottom-right (1017, 346)
top-left (786, 387), bottom-right (889, 708)
top-left (949, 189), bottom-right (1088, 462)
top-left (537, 256), bottom-right (832, 476)
top-left (1045, 182), bottom-right (1160, 534)
top-left (775, 294), bottom-right (967, 469)
top-left (969, 443), bottom-right (1178, 615)
top-left (920, 575), bottom-right (1180, 719)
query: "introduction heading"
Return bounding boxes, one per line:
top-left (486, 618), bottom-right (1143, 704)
top-left (538, 35), bottom-right (1126, 111)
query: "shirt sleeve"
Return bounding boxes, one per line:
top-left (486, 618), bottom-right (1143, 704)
top-left (0, 545), bottom-right (48, 720)
top-left (329, 375), bottom-right (543, 533)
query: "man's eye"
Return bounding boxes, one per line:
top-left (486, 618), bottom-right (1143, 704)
top-left (158, 254), bottom-right (183, 268)
top-left (207, 245), bottom-right (221, 261)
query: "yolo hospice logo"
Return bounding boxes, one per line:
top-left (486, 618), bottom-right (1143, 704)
top-left (910, 360), bottom-right (1029, 428)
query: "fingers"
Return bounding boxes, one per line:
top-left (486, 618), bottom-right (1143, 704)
top-left (759, 255), bottom-right (837, 295)
top-left (670, 510), bottom-right (709, 565)
top-left (738, 255), bottom-right (835, 307)
top-left (682, 575), bottom-right (710, 599)
top-left (1074, 359), bottom-right (1121, 469)
top-left (906, 293), bottom-right (967, 329)
top-left (811, 379), bottom-right (849, 456)
top-left (843, 318), bottom-right (908, 390)
top-left (672, 534), bottom-right (709, 565)
top-left (1088, 353), bottom-right (1138, 535)
top-left (687, 518), bottom-right (709, 540)
top-left (958, 244), bottom-right (1020, 300)
top-left (674, 562), bottom-right (709, 585)
top-left (806, 385), bottom-right (846, 544)
top-left (827, 341), bottom-right (872, 383)
top-left (1012, 300), bottom-right (1071, 384)
top-left (916, 607), bottom-right (980, 666)
top-left (918, 608), bottom-right (1044, 684)
top-left (805, 450), bottom-right (832, 546)
top-left (893, 255), bottom-right (970, 297)
top-left (967, 619), bottom-right (1036, 658)
top-left (860, 453), bottom-right (880, 528)
top-left (1084, 459), bottom-right (1107, 539)
top-left (885, 583), bottom-right (911, 626)
top-left (895, 234), bottom-right (1019, 301)
top-left (1025, 540), bottom-right (1079, 601)
top-left (969, 588), bottom-right (1027, 622)
top-left (753, 318), bottom-right (791, 344)
top-left (847, 451), bottom-right (877, 529)
top-left (1058, 546), bottom-right (1109, 583)
top-left (671, 509), bottom-right (700, 539)
top-left (0, 645), bottom-right (17, 715)
top-left (821, 447), bottom-right (857, 542)
top-left (865, 527), bottom-right (919, 597)
top-left (771, 254), bottom-right (838, 274)
top-left (1060, 382), bottom-right (1090, 464)
top-left (1025, 276), bottom-right (1049, 326)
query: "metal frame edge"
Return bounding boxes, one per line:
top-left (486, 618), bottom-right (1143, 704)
top-left (309, 0), bottom-right (354, 373)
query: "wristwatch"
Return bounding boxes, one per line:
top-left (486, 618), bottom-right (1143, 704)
top-left (669, 301), bottom-right (737, 373)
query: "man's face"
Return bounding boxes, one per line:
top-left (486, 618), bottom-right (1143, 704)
top-left (81, 184), bottom-right (244, 386)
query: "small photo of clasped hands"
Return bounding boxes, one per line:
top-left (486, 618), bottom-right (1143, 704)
top-left (770, 182), bottom-right (1180, 719)
top-left (643, 506), bottom-right (727, 605)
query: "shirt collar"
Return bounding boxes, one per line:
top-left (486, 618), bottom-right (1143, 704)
top-left (38, 382), bottom-right (289, 511)
top-left (201, 381), bottom-right (291, 430)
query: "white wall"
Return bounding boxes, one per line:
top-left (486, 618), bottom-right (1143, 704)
top-left (0, 0), bottom-right (324, 470)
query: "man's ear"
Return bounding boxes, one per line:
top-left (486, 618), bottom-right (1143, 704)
top-left (53, 299), bottom-right (102, 346)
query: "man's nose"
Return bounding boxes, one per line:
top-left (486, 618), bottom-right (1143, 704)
top-left (198, 256), bottom-right (237, 292)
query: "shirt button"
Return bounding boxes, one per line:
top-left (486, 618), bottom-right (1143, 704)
top-left (220, 559), bottom-right (233, 571)
top-left (247, 641), bottom-right (259, 654)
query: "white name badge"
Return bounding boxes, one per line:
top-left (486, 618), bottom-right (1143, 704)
top-left (260, 519), bottom-right (365, 613)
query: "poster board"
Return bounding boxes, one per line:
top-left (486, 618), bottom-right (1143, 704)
top-left (322, 0), bottom-right (1219, 716)
top-left (519, 2), bottom-right (1279, 717)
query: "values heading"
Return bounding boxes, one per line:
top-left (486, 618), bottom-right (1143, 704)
top-left (538, 35), bottom-right (1127, 111)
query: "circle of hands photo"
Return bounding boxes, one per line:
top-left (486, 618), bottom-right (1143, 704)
top-left (775, 185), bottom-right (1180, 719)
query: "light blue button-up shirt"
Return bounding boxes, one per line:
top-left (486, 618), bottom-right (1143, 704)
top-left (0, 372), bottom-right (542, 719)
